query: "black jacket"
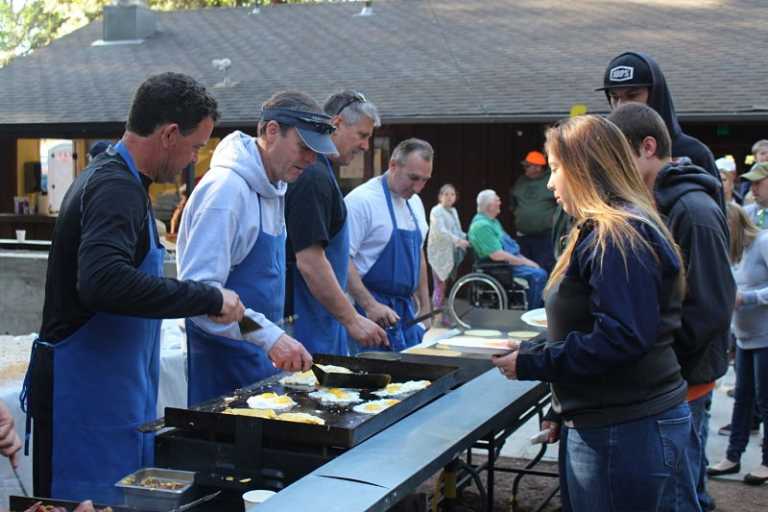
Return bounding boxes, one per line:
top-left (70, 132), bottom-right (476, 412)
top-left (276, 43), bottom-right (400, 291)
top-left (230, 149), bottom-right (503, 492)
top-left (606, 52), bottom-right (724, 212)
top-left (654, 160), bottom-right (735, 385)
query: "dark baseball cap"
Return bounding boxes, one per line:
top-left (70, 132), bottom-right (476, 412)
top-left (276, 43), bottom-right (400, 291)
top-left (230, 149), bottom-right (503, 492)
top-left (260, 108), bottom-right (338, 156)
top-left (596, 53), bottom-right (654, 91)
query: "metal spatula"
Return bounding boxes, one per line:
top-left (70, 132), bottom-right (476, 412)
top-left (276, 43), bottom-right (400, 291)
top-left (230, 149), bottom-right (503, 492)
top-left (311, 364), bottom-right (391, 390)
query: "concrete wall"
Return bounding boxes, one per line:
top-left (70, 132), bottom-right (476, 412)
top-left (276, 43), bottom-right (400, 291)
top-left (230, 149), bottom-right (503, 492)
top-left (0, 250), bottom-right (177, 335)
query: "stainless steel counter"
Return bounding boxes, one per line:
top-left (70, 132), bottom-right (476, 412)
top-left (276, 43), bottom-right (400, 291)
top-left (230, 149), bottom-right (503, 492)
top-left (257, 369), bottom-right (546, 512)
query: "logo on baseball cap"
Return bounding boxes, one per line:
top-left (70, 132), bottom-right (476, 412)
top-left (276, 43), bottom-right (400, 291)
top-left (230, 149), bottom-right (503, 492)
top-left (596, 53), bottom-right (654, 91)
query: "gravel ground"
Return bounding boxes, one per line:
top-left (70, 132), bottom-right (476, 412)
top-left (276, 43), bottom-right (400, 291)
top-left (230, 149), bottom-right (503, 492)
top-left (421, 457), bottom-right (768, 511)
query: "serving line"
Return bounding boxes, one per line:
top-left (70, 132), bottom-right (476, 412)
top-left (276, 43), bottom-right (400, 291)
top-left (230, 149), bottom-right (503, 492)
top-left (256, 367), bottom-right (549, 512)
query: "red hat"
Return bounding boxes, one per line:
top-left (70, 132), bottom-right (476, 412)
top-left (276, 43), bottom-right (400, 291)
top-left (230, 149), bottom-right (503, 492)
top-left (523, 151), bottom-right (547, 166)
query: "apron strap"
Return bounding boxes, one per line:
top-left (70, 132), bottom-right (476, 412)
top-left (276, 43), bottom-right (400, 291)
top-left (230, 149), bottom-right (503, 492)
top-left (19, 338), bottom-right (54, 455)
top-left (380, 173), bottom-right (420, 232)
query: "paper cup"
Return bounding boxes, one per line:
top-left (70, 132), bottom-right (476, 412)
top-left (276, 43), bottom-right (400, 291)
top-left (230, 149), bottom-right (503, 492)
top-left (243, 490), bottom-right (276, 509)
top-left (15, 230), bottom-right (26, 242)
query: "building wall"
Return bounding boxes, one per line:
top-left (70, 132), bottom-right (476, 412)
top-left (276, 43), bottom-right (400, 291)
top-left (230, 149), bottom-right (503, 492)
top-left (380, 121), bottom-right (768, 235)
top-left (378, 122), bottom-right (548, 233)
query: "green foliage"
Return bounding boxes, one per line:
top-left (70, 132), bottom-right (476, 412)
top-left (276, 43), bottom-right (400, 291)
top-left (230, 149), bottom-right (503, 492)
top-left (0, 0), bottom-right (321, 67)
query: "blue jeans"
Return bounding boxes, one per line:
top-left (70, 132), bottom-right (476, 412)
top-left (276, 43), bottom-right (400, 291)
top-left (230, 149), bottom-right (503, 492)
top-left (688, 391), bottom-right (714, 511)
top-left (726, 345), bottom-right (768, 466)
top-left (564, 403), bottom-right (700, 512)
top-left (511, 264), bottom-right (547, 309)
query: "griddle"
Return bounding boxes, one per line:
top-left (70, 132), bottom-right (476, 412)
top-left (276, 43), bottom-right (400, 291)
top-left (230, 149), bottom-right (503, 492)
top-left (161, 354), bottom-right (459, 448)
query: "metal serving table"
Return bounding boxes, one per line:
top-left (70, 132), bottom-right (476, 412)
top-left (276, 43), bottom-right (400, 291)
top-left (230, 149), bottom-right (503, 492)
top-left (256, 369), bottom-right (547, 512)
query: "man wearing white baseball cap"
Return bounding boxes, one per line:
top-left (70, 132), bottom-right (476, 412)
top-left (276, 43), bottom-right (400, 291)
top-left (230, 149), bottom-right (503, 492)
top-left (716, 156), bottom-right (740, 204)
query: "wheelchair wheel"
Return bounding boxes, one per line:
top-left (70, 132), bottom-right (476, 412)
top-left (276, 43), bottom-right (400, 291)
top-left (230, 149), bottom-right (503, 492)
top-left (446, 272), bottom-right (508, 329)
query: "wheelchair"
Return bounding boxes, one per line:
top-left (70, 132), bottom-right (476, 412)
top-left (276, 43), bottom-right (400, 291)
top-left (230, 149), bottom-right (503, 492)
top-left (446, 248), bottom-right (529, 329)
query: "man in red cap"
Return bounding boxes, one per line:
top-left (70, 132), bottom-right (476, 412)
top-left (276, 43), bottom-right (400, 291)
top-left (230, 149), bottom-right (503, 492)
top-left (509, 150), bottom-right (557, 272)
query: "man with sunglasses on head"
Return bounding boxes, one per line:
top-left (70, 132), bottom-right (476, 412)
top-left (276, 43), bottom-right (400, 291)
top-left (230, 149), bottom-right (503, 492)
top-left (345, 138), bottom-right (434, 352)
top-left (285, 91), bottom-right (389, 355)
top-left (177, 91), bottom-right (338, 405)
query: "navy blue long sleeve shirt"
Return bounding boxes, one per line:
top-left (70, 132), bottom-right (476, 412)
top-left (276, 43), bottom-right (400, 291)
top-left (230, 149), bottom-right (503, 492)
top-left (517, 220), bottom-right (682, 382)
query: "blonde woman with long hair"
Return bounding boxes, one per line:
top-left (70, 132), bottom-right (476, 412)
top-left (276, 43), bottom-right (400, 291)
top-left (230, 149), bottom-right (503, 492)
top-left (492, 115), bottom-right (698, 511)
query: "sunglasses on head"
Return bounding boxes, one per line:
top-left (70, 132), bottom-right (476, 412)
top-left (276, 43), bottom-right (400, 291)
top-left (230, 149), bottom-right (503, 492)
top-left (261, 108), bottom-right (335, 134)
top-left (335, 91), bottom-right (368, 115)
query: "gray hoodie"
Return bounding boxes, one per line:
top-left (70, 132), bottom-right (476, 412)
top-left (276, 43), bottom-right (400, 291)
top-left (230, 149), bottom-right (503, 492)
top-left (177, 130), bottom-right (287, 351)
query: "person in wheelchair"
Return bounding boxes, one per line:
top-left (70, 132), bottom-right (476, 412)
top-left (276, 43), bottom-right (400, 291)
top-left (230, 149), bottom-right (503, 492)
top-left (468, 189), bottom-right (547, 309)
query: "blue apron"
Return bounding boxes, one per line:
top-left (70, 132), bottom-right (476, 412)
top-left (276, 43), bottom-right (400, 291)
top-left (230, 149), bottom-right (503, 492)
top-left (22, 142), bottom-right (164, 504)
top-left (186, 195), bottom-right (284, 406)
top-left (352, 176), bottom-right (425, 353)
top-left (292, 156), bottom-right (350, 355)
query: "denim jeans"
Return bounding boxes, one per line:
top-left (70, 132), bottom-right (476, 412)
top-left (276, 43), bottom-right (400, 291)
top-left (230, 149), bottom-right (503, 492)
top-left (688, 391), bottom-right (714, 510)
top-left (511, 264), bottom-right (547, 309)
top-left (726, 345), bottom-right (768, 466)
top-left (564, 403), bottom-right (700, 512)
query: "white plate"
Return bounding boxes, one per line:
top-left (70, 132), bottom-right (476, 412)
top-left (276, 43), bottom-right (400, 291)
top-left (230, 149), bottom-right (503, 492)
top-left (463, 329), bottom-right (503, 337)
top-left (507, 330), bottom-right (540, 339)
top-left (521, 308), bottom-right (547, 329)
top-left (437, 336), bottom-right (512, 356)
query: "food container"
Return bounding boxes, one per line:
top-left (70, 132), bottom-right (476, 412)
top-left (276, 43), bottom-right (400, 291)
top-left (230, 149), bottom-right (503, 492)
top-left (115, 467), bottom-right (196, 511)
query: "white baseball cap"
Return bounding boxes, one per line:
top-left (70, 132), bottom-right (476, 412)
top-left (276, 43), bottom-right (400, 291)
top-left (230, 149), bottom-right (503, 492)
top-left (715, 156), bottom-right (736, 173)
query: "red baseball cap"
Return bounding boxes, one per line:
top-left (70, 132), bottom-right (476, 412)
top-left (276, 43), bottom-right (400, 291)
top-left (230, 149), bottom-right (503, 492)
top-left (523, 151), bottom-right (546, 166)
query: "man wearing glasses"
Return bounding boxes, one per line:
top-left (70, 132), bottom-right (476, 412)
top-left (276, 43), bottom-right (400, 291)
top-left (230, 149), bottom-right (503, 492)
top-left (177, 91), bottom-right (337, 405)
top-left (285, 91), bottom-right (389, 355)
top-left (345, 138), bottom-right (434, 352)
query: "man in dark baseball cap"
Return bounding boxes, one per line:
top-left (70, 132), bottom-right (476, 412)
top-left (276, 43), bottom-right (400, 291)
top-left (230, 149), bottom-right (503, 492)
top-left (597, 52), bottom-right (654, 95)
top-left (596, 51), bottom-right (722, 211)
top-left (601, 56), bottom-right (725, 512)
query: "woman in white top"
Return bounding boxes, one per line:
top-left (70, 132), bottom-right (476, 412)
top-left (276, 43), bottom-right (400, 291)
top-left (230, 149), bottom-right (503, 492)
top-left (427, 184), bottom-right (469, 323)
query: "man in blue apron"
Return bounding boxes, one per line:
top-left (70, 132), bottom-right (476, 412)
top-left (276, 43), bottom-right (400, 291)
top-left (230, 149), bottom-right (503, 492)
top-left (178, 91), bottom-right (337, 406)
top-left (21, 73), bottom-right (245, 504)
top-left (345, 138), bottom-right (434, 352)
top-left (285, 91), bottom-right (388, 356)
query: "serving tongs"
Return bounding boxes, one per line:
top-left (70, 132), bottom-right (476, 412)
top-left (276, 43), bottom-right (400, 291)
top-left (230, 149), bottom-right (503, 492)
top-left (383, 308), bottom-right (444, 333)
top-left (311, 364), bottom-right (391, 390)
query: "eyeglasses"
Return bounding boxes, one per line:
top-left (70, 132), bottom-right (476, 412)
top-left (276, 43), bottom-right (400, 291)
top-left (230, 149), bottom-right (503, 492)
top-left (335, 91), bottom-right (367, 115)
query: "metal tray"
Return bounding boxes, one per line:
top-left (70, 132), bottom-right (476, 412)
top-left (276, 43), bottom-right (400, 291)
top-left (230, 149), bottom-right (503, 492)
top-left (163, 354), bottom-right (460, 448)
top-left (115, 467), bottom-right (196, 511)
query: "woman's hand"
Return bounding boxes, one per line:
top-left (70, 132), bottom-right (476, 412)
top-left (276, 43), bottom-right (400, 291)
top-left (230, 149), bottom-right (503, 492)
top-left (491, 340), bottom-right (522, 379)
top-left (541, 420), bottom-right (561, 443)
